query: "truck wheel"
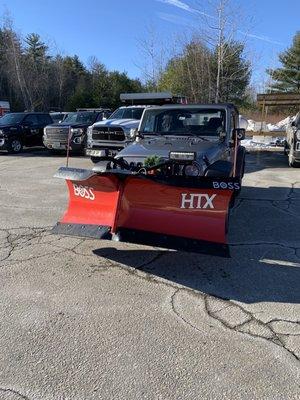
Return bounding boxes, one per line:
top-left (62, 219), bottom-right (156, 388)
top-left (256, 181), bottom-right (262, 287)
top-left (91, 157), bottom-right (101, 164)
top-left (7, 138), bottom-right (23, 154)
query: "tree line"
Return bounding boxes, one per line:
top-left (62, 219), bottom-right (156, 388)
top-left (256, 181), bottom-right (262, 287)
top-left (0, 21), bottom-right (143, 112)
top-left (0, 13), bottom-right (253, 112)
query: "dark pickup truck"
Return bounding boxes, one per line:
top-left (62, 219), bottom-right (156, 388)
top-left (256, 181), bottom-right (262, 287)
top-left (43, 109), bottom-right (111, 154)
top-left (0, 112), bottom-right (53, 153)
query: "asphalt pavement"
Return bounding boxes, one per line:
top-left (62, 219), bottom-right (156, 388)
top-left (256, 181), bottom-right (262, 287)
top-left (0, 148), bottom-right (299, 400)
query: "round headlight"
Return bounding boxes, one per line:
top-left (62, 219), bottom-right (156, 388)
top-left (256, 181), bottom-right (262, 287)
top-left (185, 164), bottom-right (200, 177)
top-left (296, 130), bottom-right (300, 140)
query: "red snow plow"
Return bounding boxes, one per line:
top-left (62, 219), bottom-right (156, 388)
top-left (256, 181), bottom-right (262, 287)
top-left (52, 102), bottom-right (246, 256)
top-left (53, 162), bottom-right (241, 256)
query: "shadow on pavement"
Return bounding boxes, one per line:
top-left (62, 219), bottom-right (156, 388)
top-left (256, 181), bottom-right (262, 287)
top-left (245, 150), bottom-right (290, 173)
top-left (92, 184), bottom-right (300, 304)
top-left (0, 147), bottom-right (85, 158)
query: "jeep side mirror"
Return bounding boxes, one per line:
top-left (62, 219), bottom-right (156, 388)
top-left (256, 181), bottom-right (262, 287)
top-left (219, 131), bottom-right (226, 140)
top-left (233, 128), bottom-right (245, 141)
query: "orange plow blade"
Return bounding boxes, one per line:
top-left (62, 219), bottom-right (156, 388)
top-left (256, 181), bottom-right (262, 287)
top-left (53, 167), bottom-right (238, 255)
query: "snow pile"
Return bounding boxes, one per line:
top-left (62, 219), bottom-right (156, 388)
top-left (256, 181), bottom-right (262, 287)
top-left (241, 136), bottom-right (286, 149)
top-left (247, 120), bottom-right (267, 132)
top-left (246, 115), bottom-right (296, 132)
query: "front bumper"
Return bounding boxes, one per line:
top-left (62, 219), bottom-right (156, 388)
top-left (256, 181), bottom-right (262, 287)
top-left (43, 137), bottom-right (84, 152)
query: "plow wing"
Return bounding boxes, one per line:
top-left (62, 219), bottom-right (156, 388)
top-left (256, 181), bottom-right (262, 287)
top-left (53, 167), bottom-right (239, 255)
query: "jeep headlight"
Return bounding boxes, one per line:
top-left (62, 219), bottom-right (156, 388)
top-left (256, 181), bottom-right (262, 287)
top-left (71, 128), bottom-right (84, 135)
top-left (0, 129), bottom-right (3, 135)
top-left (169, 151), bottom-right (196, 161)
top-left (296, 130), bottom-right (300, 140)
top-left (184, 164), bottom-right (200, 177)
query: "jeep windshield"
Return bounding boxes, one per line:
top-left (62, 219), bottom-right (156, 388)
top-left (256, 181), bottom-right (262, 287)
top-left (63, 112), bottom-right (97, 125)
top-left (109, 107), bottom-right (145, 120)
top-left (0, 113), bottom-right (24, 125)
top-left (140, 108), bottom-right (226, 138)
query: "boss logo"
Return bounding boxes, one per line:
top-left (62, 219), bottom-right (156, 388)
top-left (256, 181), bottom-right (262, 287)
top-left (213, 181), bottom-right (240, 190)
top-left (181, 193), bottom-right (216, 209)
top-left (73, 183), bottom-right (95, 201)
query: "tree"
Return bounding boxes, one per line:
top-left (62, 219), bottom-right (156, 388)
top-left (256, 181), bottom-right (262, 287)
top-left (23, 33), bottom-right (51, 110)
top-left (211, 41), bottom-right (251, 104)
top-left (158, 37), bottom-right (250, 105)
top-left (158, 40), bottom-right (213, 102)
top-left (267, 32), bottom-right (300, 92)
top-left (24, 33), bottom-right (48, 62)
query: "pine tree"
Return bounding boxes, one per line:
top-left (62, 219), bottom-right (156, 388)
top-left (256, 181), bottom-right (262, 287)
top-left (212, 41), bottom-right (251, 105)
top-left (267, 32), bottom-right (300, 92)
top-left (24, 33), bottom-right (48, 62)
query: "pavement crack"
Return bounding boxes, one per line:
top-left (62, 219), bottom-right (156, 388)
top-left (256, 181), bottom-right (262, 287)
top-left (138, 251), bottom-right (167, 270)
top-left (203, 295), bottom-right (300, 362)
top-left (0, 387), bottom-right (31, 400)
top-left (171, 289), bottom-right (204, 334)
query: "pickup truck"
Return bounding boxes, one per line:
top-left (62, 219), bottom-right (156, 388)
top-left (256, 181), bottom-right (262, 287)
top-left (86, 105), bottom-right (145, 163)
top-left (0, 112), bottom-right (53, 153)
top-left (86, 92), bottom-right (188, 163)
top-left (285, 112), bottom-right (300, 167)
top-left (43, 109), bottom-right (111, 154)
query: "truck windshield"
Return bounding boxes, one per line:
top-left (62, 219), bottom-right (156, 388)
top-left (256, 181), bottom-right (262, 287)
top-left (109, 107), bottom-right (145, 120)
top-left (140, 108), bottom-right (226, 137)
top-left (63, 112), bottom-right (97, 125)
top-left (0, 113), bottom-right (24, 125)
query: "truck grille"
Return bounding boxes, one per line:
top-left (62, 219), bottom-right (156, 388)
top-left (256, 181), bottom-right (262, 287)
top-left (92, 126), bottom-right (125, 142)
top-left (45, 127), bottom-right (69, 143)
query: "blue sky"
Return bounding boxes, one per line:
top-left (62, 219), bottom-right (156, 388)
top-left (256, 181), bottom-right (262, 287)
top-left (1, 0), bottom-right (299, 87)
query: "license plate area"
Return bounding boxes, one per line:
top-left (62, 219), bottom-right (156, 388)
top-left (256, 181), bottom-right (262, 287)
top-left (86, 149), bottom-right (118, 157)
top-left (53, 142), bottom-right (63, 149)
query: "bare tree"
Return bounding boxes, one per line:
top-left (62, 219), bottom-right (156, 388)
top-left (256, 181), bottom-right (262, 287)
top-left (135, 25), bottom-right (169, 90)
top-left (2, 16), bottom-right (32, 109)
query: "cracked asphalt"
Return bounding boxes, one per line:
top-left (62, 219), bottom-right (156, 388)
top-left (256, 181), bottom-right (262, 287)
top-left (0, 149), bottom-right (299, 400)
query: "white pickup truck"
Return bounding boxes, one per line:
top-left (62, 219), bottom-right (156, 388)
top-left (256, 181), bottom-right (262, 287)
top-left (85, 92), bottom-right (187, 163)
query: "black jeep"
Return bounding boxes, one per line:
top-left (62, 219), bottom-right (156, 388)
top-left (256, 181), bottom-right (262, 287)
top-left (0, 112), bottom-right (53, 153)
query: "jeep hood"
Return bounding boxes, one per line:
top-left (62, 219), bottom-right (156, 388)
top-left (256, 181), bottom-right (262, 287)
top-left (117, 136), bottom-right (222, 162)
